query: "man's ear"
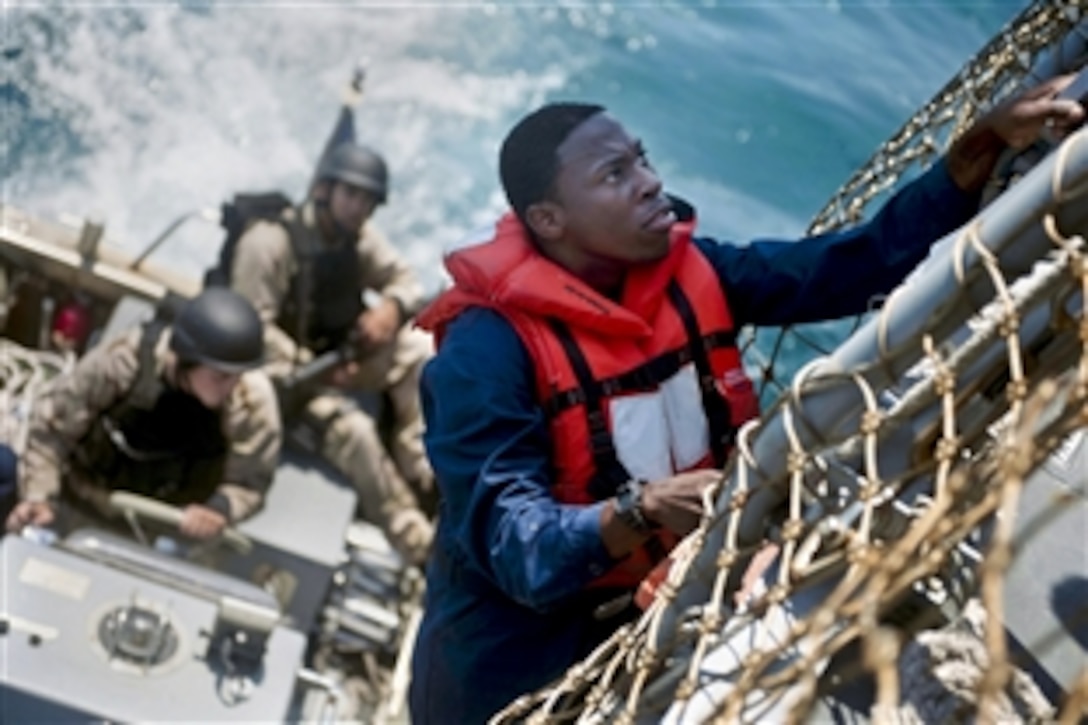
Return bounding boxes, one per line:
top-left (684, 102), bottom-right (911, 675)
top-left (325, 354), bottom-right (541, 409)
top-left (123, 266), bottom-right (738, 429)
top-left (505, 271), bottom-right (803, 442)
top-left (525, 200), bottom-right (564, 242)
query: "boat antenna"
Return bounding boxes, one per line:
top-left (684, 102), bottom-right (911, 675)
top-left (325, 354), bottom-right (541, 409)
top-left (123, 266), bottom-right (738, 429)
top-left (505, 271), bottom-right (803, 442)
top-left (343, 59), bottom-right (367, 108)
top-left (308, 60), bottom-right (369, 197)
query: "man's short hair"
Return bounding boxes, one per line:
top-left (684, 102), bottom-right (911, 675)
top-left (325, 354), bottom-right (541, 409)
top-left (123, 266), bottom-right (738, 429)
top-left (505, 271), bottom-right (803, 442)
top-left (499, 102), bottom-right (605, 224)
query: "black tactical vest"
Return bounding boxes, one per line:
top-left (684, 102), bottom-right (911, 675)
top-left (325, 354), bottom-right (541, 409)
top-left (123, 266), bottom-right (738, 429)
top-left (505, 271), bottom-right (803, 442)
top-left (74, 322), bottom-right (228, 506)
top-left (276, 214), bottom-right (363, 355)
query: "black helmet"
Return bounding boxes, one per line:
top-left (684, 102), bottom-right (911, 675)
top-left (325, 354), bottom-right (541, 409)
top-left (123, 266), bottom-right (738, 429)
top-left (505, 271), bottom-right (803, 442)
top-left (170, 288), bottom-right (263, 373)
top-left (316, 142), bottom-right (389, 203)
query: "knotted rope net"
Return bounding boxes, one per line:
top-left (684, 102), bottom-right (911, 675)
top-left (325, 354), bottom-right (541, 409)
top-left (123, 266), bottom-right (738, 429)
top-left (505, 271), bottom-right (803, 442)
top-left (0, 339), bottom-right (71, 454)
top-left (496, 2), bottom-right (1088, 722)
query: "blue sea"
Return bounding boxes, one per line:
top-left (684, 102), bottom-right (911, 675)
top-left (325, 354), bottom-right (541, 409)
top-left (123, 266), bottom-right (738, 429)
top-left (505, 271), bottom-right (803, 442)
top-left (3, 0), bottom-right (1030, 378)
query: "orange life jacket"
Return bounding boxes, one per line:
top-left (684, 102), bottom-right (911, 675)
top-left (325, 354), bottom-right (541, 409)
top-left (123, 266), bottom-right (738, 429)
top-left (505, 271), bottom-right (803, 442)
top-left (419, 212), bottom-right (760, 588)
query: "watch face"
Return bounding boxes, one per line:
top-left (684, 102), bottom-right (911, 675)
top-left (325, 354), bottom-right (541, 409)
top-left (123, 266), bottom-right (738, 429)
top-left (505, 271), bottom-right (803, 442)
top-left (616, 479), bottom-right (651, 534)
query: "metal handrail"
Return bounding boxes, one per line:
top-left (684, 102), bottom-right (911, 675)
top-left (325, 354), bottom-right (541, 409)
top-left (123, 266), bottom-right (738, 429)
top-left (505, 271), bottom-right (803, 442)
top-left (128, 207), bottom-right (220, 271)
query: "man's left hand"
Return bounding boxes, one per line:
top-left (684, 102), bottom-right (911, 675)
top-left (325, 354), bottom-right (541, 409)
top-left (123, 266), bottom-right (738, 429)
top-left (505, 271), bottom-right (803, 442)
top-left (179, 504), bottom-right (228, 540)
top-left (986, 73), bottom-right (1085, 150)
top-left (355, 298), bottom-right (401, 349)
top-left (948, 73), bottom-right (1086, 192)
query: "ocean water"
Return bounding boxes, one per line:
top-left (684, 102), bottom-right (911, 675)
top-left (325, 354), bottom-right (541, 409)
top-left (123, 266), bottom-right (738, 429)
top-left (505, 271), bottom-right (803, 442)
top-left (3, 0), bottom-right (1029, 374)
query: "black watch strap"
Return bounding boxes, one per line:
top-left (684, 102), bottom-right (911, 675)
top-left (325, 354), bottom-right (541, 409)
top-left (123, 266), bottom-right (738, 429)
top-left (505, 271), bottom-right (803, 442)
top-left (614, 479), bottom-right (654, 535)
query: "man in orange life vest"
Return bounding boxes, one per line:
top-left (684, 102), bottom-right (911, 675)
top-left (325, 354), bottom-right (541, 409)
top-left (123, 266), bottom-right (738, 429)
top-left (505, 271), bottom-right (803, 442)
top-left (409, 81), bottom-right (1084, 723)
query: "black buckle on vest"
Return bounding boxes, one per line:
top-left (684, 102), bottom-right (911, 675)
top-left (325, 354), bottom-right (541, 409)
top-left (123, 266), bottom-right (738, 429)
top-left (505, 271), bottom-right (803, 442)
top-left (545, 387), bottom-right (585, 418)
top-left (562, 388), bottom-right (586, 408)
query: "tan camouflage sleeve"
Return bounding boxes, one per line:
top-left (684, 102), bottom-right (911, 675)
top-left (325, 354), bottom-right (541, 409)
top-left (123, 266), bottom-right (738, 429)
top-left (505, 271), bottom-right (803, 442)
top-left (229, 219), bottom-right (312, 381)
top-left (357, 222), bottom-right (426, 322)
top-left (216, 369), bottom-right (282, 522)
top-left (21, 329), bottom-right (141, 502)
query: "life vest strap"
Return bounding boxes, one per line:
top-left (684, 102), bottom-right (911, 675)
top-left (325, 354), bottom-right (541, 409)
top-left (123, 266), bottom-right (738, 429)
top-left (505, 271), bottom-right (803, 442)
top-left (666, 281), bottom-right (735, 468)
top-left (548, 319), bottom-right (632, 500)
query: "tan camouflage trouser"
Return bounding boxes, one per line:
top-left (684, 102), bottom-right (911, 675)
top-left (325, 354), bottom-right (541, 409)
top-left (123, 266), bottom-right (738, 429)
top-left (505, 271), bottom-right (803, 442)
top-left (300, 326), bottom-right (434, 565)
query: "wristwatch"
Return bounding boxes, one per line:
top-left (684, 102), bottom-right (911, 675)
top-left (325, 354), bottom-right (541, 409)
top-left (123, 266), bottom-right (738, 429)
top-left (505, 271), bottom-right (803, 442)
top-left (614, 479), bottom-right (654, 535)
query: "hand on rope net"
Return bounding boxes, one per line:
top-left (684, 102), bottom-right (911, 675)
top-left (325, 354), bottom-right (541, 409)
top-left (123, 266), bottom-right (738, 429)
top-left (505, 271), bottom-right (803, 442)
top-left (493, 121), bottom-right (1088, 725)
top-left (754, 0), bottom-right (1087, 407)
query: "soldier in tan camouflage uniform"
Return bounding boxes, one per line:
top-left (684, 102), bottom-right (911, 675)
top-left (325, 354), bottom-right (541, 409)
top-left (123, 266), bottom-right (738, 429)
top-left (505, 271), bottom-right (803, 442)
top-left (229, 141), bottom-right (434, 565)
top-left (4, 289), bottom-right (281, 541)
